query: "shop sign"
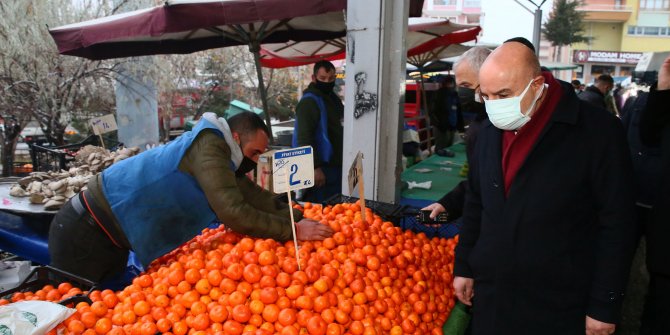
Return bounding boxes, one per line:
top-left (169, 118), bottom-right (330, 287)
top-left (573, 50), bottom-right (643, 64)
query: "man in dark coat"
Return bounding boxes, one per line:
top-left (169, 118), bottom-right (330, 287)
top-left (422, 46), bottom-right (491, 221)
top-left (639, 55), bottom-right (670, 334)
top-left (579, 74), bottom-right (614, 111)
top-left (430, 75), bottom-right (464, 150)
top-left (454, 40), bottom-right (636, 335)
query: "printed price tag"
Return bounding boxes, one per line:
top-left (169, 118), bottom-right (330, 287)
top-left (89, 114), bottom-right (118, 135)
top-left (272, 146), bottom-right (315, 193)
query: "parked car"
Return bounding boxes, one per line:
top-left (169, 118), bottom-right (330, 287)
top-left (20, 126), bottom-right (49, 146)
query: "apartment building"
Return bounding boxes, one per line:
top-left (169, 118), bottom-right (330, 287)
top-left (570, 0), bottom-right (670, 83)
top-left (423, 0), bottom-right (483, 24)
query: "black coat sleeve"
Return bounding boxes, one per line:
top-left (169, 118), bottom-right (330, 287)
top-left (586, 114), bottom-right (637, 323)
top-left (437, 180), bottom-right (466, 221)
top-left (640, 87), bottom-right (670, 146)
top-left (453, 137), bottom-right (483, 278)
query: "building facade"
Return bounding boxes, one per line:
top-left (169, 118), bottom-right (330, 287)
top-left (423, 0), bottom-right (483, 24)
top-left (570, 0), bottom-right (670, 83)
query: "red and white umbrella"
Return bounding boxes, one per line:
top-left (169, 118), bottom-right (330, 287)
top-left (49, 0), bottom-right (347, 140)
top-left (258, 18), bottom-right (481, 69)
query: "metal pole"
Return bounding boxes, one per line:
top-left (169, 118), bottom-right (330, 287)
top-left (533, 8), bottom-right (542, 55)
top-left (514, 0), bottom-right (546, 56)
top-left (418, 70), bottom-right (432, 154)
top-left (249, 42), bottom-right (275, 145)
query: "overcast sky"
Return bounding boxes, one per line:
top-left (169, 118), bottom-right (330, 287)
top-left (479, 0), bottom-right (554, 45)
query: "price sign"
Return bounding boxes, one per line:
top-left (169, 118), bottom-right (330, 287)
top-left (348, 152), bottom-right (364, 195)
top-left (89, 114), bottom-right (118, 135)
top-left (347, 151), bottom-right (366, 222)
top-left (272, 146), bottom-right (315, 193)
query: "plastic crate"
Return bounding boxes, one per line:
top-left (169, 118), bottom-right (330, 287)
top-left (12, 162), bottom-right (33, 176)
top-left (0, 266), bottom-right (97, 306)
top-left (398, 207), bottom-right (461, 239)
top-left (29, 135), bottom-right (101, 172)
top-left (324, 194), bottom-right (405, 224)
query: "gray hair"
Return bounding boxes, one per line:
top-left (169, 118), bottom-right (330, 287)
top-left (453, 46), bottom-right (492, 72)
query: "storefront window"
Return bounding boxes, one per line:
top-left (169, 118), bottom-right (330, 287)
top-left (591, 65), bottom-right (615, 83)
top-left (573, 65), bottom-right (584, 81)
top-left (619, 66), bottom-right (635, 77)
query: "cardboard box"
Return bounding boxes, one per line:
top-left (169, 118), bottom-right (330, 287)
top-left (256, 150), bottom-right (276, 193)
top-left (0, 261), bottom-right (31, 292)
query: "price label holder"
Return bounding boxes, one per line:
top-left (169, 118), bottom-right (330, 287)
top-left (89, 114), bottom-right (118, 149)
top-left (273, 146), bottom-right (315, 270)
top-left (347, 151), bottom-right (366, 223)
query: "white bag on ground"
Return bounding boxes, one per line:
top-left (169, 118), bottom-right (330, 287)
top-left (0, 301), bottom-right (75, 335)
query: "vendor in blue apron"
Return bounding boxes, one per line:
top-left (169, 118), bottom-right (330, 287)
top-left (48, 112), bottom-right (333, 283)
top-left (293, 60), bottom-right (344, 203)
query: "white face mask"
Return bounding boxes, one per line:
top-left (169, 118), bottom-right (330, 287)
top-left (483, 79), bottom-right (545, 131)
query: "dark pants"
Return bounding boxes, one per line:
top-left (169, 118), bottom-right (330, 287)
top-left (48, 194), bottom-right (128, 283)
top-left (302, 165), bottom-right (342, 203)
top-left (433, 127), bottom-right (455, 151)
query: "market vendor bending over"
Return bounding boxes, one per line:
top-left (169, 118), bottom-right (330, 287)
top-left (48, 112), bottom-right (333, 282)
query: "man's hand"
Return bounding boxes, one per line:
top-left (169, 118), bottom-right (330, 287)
top-left (421, 203), bottom-right (446, 227)
top-left (659, 55), bottom-right (670, 90)
top-left (453, 276), bottom-right (474, 306)
top-left (585, 316), bottom-right (615, 335)
top-left (422, 203), bottom-right (446, 219)
top-left (295, 219), bottom-right (333, 241)
top-left (314, 168), bottom-right (326, 187)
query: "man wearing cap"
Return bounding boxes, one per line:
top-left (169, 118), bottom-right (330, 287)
top-left (453, 38), bottom-right (636, 335)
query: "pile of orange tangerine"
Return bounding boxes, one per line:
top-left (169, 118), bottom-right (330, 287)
top-left (1, 202), bottom-right (458, 335)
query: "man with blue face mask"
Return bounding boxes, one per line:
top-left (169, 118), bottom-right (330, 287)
top-left (453, 38), bottom-right (636, 335)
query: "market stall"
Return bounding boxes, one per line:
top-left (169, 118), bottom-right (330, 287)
top-left (401, 142), bottom-right (468, 209)
top-left (1, 202), bottom-right (459, 335)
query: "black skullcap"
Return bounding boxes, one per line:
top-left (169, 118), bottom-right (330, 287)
top-left (504, 37), bottom-right (535, 54)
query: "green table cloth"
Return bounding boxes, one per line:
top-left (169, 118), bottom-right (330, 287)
top-left (401, 143), bottom-right (468, 202)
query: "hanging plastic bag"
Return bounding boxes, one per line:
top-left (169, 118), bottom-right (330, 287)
top-left (442, 301), bottom-right (472, 335)
top-left (0, 301), bottom-right (75, 335)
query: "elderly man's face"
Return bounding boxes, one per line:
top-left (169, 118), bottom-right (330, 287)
top-left (479, 62), bottom-right (544, 117)
top-left (454, 61), bottom-right (479, 89)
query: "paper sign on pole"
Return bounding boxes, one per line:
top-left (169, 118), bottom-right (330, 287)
top-left (89, 114), bottom-right (118, 135)
top-left (347, 151), bottom-right (366, 222)
top-left (348, 152), bottom-right (364, 195)
top-left (272, 146), bottom-right (315, 193)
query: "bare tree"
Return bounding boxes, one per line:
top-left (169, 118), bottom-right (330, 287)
top-left (208, 46), bottom-right (302, 120)
top-left (0, 0), bottom-right (127, 175)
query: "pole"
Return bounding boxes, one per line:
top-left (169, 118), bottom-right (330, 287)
top-left (514, 0), bottom-right (547, 56)
top-left (418, 69), bottom-right (432, 154)
top-left (249, 42), bottom-right (275, 145)
top-left (343, 0), bottom-right (407, 202)
top-left (532, 8), bottom-right (542, 56)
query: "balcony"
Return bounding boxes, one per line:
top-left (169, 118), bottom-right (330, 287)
top-left (426, 0), bottom-right (481, 20)
top-left (577, 3), bottom-right (633, 22)
top-left (639, 0), bottom-right (670, 11)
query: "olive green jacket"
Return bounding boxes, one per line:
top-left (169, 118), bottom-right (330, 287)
top-left (88, 130), bottom-right (302, 243)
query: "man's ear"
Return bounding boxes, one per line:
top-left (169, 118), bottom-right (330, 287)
top-left (232, 132), bottom-right (241, 145)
